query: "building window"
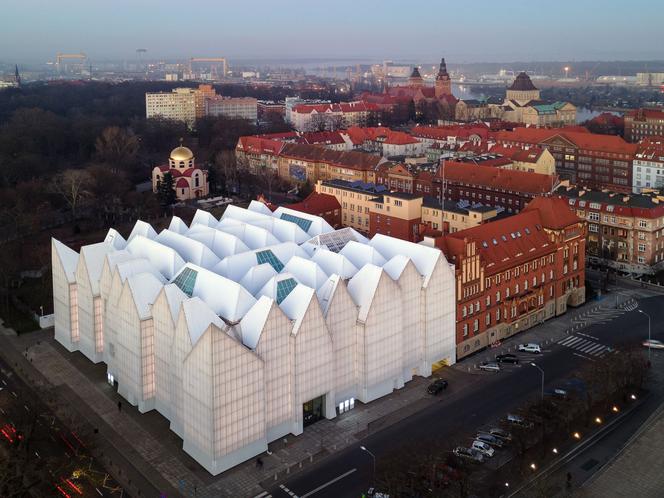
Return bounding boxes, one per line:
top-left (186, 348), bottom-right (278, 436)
top-left (462, 306), bottom-right (467, 317)
top-left (496, 291), bottom-right (501, 302)
top-left (473, 319), bottom-right (479, 332)
top-left (463, 323), bottom-right (468, 337)
top-left (486, 295), bottom-right (491, 306)
top-left (474, 301), bottom-right (480, 312)
top-left (638, 243), bottom-right (646, 252)
top-left (496, 308), bottom-right (501, 321)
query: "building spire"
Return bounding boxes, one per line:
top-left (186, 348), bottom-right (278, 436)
top-left (14, 64), bottom-right (21, 86)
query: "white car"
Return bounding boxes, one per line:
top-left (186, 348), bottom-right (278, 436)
top-left (518, 343), bottom-right (541, 354)
top-left (479, 362), bottom-right (501, 372)
top-left (471, 440), bottom-right (495, 457)
top-left (643, 339), bottom-right (664, 350)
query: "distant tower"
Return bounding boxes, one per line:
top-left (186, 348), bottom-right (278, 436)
top-left (506, 72), bottom-right (541, 105)
top-left (14, 64), bottom-right (21, 87)
top-left (408, 66), bottom-right (424, 87)
top-left (435, 58), bottom-right (452, 97)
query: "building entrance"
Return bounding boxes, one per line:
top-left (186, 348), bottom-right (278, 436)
top-left (303, 395), bottom-right (325, 427)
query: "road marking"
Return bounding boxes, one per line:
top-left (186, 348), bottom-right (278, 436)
top-left (279, 484), bottom-right (298, 497)
top-left (300, 468), bottom-right (357, 498)
top-left (573, 352), bottom-right (595, 361)
top-left (578, 332), bottom-right (599, 340)
top-left (1, 379), bottom-right (6, 386)
top-left (586, 344), bottom-right (607, 355)
top-left (252, 492), bottom-right (270, 498)
top-left (95, 488), bottom-right (103, 496)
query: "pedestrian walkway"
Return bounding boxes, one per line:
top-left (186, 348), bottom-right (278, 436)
top-left (557, 335), bottom-right (612, 358)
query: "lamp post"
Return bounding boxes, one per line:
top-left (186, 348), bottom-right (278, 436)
top-left (564, 66), bottom-right (570, 79)
top-left (360, 445), bottom-right (376, 487)
top-left (530, 362), bottom-right (544, 401)
top-left (638, 309), bottom-right (652, 362)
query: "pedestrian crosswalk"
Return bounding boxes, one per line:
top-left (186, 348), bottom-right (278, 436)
top-left (558, 335), bottom-right (611, 357)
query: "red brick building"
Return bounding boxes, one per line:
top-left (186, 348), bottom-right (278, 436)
top-left (624, 108), bottom-right (664, 143)
top-left (495, 127), bottom-right (637, 192)
top-left (286, 191), bottom-right (342, 229)
top-left (435, 196), bottom-right (586, 359)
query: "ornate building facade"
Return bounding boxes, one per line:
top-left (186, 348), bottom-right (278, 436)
top-left (152, 145), bottom-right (209, 201)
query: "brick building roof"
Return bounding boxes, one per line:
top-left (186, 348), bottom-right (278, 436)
top-left (508, 72), bottom-right (538, 91)
top-left (286, 191), bottom-right (341, 215)
top-left (279, 143), bottom-right (384, 171)
top-left (556, 185), bottom-right (664, 219)
top-left (439, 161), bottom-right (558, 194)
top-left (292, 101), bottom-right (379, 114)
top-left (440, 209), bottom-right (555, 273)
top-left (522, 196), bottom-right (581, 230)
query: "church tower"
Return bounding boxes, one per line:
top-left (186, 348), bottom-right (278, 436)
top-left (14, 65), bottom-right (21, 87)
top-left (408, 66), bottom-right (424, 87)
top-left (435, 58), bottom-right (452, 97)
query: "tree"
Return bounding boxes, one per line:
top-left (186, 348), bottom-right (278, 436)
top-left (50, 169), bottom-right (92, 220)
top-left (94, 126), bottom-right (139, 174)
top-left (156, 172), bottom-right (176, 206)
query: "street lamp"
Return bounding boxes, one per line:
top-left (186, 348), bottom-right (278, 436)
top-left (360, 446), bottom-right (376, 487)
top-left (638, 309), bottom-right (652, 362)
top-left (564, 66), bottom-right (570, 78)
top-left (530, 362), bottom-right (544, 401)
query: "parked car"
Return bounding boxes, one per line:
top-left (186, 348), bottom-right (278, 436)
top-left (545, 388), bottom-right (569, 399)
top-left (486, 427), bottom-right (512, 441)
top-left (453, 446), bottom-right (484, 463)
top-left (471, 440), bottom-right (495, 457)
top-left (518, 343), bottom-right (542, 354)
top-left (495, 353), bottom-right (519, 364)
top-left (506, 413), bottom-right (534, 428)
top-left (642, 339), bottom-right (664, 350)
top-left (479, 362), bottom-right (501, 372)
top-left (427, 379), bottom-right (449, 395)
top-left (476, 432), bottom-right (505, 448)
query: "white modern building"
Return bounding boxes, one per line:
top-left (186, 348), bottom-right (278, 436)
top-left (51, 202), bottom-right (456, 475)
top-left (206, 96), bottom-right (258, 122)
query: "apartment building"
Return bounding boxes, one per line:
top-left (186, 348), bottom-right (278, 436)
top-left (624, 108), bottom-right (664, 143)
top-left (633, 137), bottom-right (664, 193)
top-left (206, 96), bottom-right (258, 121)
top-left (557, 185), bottom-right (664, 275)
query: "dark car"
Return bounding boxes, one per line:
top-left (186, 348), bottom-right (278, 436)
top-left (486, 427), bottom-right (512, 441)
top-left (495, 353), bottom-right (519, 364)
top-left (476, 432), bottom-right (506, 448)
top-left (427, 379), bottom-right (449, 395)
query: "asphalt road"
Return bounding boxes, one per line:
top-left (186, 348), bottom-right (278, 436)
top-left (267, 295), bottom-right (664, 498)
top-left (0, 355), bottom-right (124, 498)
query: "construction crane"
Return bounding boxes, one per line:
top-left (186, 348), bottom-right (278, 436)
top-left (55, 52), bottom-right (88, 73)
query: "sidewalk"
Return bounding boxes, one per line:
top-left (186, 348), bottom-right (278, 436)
top-left (0, 287), bottom-right (649, 498)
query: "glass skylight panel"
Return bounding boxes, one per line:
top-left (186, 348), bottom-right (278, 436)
top-left (256, 249), bottom-right (284, 272)
top-left (276, 278), bottom-right (297, 304)
top-left (280, 213), bottom-right (313, 232)
top-left (172, 267), bottom-right (198, 297)
top-left (309, 230), bottom-right (355, 253)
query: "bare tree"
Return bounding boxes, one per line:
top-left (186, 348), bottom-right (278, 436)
top-left (51, 169), bottom-right (92, 220)
top-left (94, 126), bottom-right (139, 174)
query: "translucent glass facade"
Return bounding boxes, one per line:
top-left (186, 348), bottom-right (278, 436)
top-left (51, 205), bottom-right (456, 476)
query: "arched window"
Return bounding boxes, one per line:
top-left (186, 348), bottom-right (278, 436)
top-left (194, 174), bottom-right (200, 187)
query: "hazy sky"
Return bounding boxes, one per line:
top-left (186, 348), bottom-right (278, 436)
top-left (3, 0), bottom-right (663, 63)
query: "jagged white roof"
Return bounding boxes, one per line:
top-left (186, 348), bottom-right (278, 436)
top-left (126, 235), bottom-right (185, 280)
top-left (126, 272), bottom-right (164, 320)
top-left (247, 200), bottom-right (274, 216)
top-left (161, 283), bottom-right (188, 323)
top-left (115, 258), bottom-right (166, 285)
top-left (104, 228), bottom-right (127, 250)
top-left (369, 234), bottom-right (443, 285)
top-left (170, 263), bottom-right (256, 322)
top-left (238, 296), bottom-right (274, 349)
top-left (383, 254), bottom-right (411, 281)
top-left (168, 216), bottom-right (189, 234)
top-left (283, 256), bottom-right (328, 290)
top-left (347, 264), bottom-right (383, 322)
top-left (216, 219), bottom-right (280, 249)
top-left (155, 230), bottom-right (220, 270)
top-left (307, 227), bottom-right (369, 253)
top-left (239, 264), bottom-right (277, 295)
top-left (257, 273), bottom-right (298, 303)
top-left (214, 242), bottom-right (307, 282)
top-left (224, 204), bottom-right (310, 243)
top-left (272, 206), bottom-right (335, 236)
top-left (340, 241), bottom-right (387, 269)
top-left (279, 284), bottom-right (316, 335)
top-left (180, 297), bottom-right (224, 346)
top-left (52, 238), bottom-right (79, 283)
top-left (316, 274), bottom-right (341, 317)
top-left (311, 249), bottom-right (359, 279)
top-left (80, 242), bottom-right (115, 294)
top-left (186, 224), bottom-right (250, 259)
top-left (191, 209), bottom-right (219, 228)
top-left (127, 220), bottom-right (158, 242)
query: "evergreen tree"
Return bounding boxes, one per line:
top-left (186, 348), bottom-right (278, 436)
top-left (157, 172), bottom-right (176, 206)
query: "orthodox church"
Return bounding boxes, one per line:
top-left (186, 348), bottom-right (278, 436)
top-left (152, 144), bottom-right (209, 201)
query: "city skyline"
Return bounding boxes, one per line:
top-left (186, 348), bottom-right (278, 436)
top-left (3, 0), bottom-right (664, 63)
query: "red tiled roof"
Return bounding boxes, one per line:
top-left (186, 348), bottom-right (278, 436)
top-left (441, 209), bottom-right (556, 274)
top-left (490, 145), bottom-right (546, 163)
top-left (636, 136), bottom-right (664, 162)
top-left (287, 191), bottom-right (341, 215)
top-left (236, 136), bottom-right (285, 155)
top-left (439, 161), bottom-right (558, 194)
top-left (495, 127), bottom-right (637, 156)
top-left (279, 143), bottom-right (384, 171)
top-left (175, 178), bottom-right (189, 188)
top-left (626, 108), bottom-right (664, 120)
top-left (296, 131), bottom-right (346, 145)
top-left (345, 126), bottom-right (420, 146)
top-left (522, 196), bottom-right (581, 230)
top-left (412, 124), bottom-right (490, 141)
